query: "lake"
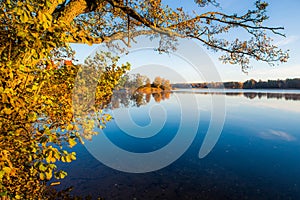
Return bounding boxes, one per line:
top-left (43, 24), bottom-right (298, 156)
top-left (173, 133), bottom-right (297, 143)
top-left (57, 89), bottom-right (300, 200)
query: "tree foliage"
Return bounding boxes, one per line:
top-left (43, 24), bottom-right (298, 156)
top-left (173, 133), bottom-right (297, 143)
top-left (1, 0), bottom-right (288, 69)
top-left (0, 0), bottom-right (289, 198)
top-left (0, 53), bottom-right (129, 199)
top-left (2, 0), bottom-right (287, 69)
top-left (0, 1), bottom-right (129, 197)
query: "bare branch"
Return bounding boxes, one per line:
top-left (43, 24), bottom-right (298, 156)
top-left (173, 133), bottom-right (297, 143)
top-left (105, 0), bottom-right (182, 37)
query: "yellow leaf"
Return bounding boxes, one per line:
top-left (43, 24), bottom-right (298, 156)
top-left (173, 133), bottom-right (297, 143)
top-left (46, 156), bottom-right (51, 163)
top-left (39, 173), bottom-right (45, 180)
top-left (65, 156), bottom-right (72, 163)
top-left (50, 182), bottom-right (61, 186)
top-left (69, 138), bottom-right (77, 148)
top-left (70, 154), bottom-right (76, 160)
top-left (66, 124), bottom-right (73, 131)
top-left (3, 167), bottom-right (11, 174)
top-left (3, 108), bottom-right (13, 115)
top-left (45, 171), bottom-right (52, 180)
top-left (20, 12), bottom-right (29, 22)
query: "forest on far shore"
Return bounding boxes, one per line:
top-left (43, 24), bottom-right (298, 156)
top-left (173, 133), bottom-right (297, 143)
top-left (172, 78), bottom-right (300, 89)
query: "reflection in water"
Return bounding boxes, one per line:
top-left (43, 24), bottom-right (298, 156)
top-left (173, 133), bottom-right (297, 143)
top-left (173, 89), bottom-right (300, 101)
top-left (57, 90), bottom-right (300, 200)
top-left (244, 92), bottom-right (300, 101)
top-left (107, 90), bottom-right (300, 111)
top-left (103, 89), bottom-right (300, 112)
top-left (107, 90), bottom-right (172, 109)
top-left (259, 129), bottom-right (296, 141)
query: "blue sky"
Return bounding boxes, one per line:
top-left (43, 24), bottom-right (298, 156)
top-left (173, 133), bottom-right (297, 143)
top-left (206, 0), bottom-right (300, 82)
top-left (71, 0), bottom-right (300, 83)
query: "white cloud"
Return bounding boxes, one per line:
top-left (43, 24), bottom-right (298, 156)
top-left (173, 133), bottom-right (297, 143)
top-left (275, 35), bottom-right (300, 46)
top-left (259, 129), bottom-right (296, 141)
top-left (240, 98), bottom-right (300, 113)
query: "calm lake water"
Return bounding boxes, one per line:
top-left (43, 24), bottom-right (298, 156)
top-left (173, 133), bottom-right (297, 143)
top-left (57, 89), bottom-right (300, 200)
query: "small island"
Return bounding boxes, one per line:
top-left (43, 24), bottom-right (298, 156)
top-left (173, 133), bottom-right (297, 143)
top-left (136, 76), bottom-right (172, 93)
top-left (115, 73), bottom-right (172, 93)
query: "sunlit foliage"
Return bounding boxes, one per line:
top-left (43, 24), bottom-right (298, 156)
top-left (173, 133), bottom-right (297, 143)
top-left (0, 0), bottom-right (289, 198)
top-left (0, 1), bottom-right (129, 198)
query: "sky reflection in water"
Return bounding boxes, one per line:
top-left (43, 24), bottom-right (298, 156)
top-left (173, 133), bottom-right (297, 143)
top-left (57, 90), bottom-right (300, 200)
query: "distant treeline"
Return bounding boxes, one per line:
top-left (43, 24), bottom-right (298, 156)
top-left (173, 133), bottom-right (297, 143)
top-left (172, 78), bottom-right (300, 89)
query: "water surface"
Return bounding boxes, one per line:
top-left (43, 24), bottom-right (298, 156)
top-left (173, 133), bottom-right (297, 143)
top-left (57, 89), bottom-right (300, 200)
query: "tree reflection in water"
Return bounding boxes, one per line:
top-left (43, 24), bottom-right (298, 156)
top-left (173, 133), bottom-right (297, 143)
top-left (105, 90), bottom-right (172, 109)
top-left (173, 90), bottom-right (300, 101)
